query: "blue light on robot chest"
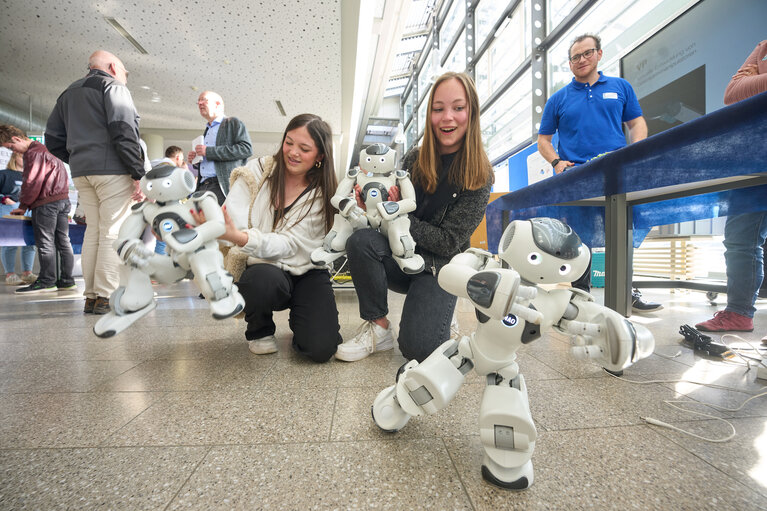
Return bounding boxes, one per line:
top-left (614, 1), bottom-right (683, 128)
top-left (502, 313), bottom-right (519, 327)
top-left (369, 189), bottom-right (379, 198)
top-left (161, 220), bottom-right (174, 232)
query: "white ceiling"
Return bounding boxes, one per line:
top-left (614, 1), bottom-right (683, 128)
top-left (0, 0), bottom-right (409, 169)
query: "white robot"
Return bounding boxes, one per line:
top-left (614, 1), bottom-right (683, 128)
top-left (311, 143), bottom-right (425, 274)
top-left (94, 162), bottom-right (245, 338)
top-left (371, 218), bottom-right (655, 489)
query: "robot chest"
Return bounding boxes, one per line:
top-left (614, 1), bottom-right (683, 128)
top-left (359, 174), bottom-right (396, 204)
top-left (150, 207), bottom-right (192, 237)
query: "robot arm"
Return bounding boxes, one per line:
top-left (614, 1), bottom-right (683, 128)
top-left (376, 170), bottom-right (416, 221)
top-left (113, 203), bottom-right (154, 269)
top-left (330, 169), bottom-right (362, 216)
top-left (164, 191), bottom-right (225, 254)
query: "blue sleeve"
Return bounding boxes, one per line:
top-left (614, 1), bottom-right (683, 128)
top-left (538, 95), bottom-right (558, 135)
top-left (622, 81), bottom-right (643, 122)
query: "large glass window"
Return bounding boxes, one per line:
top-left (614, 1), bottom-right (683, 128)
top-left (406, 120), bottom-right (417, 150)
top-left (474, 0), bottom-right (529, 103)
top-left (417, 99), bottom-right (427, 141)
top-left (444, 28), bottom-right (466, 71)
top-left (439, 0), bottom-right (465, 53)
top-left (546, 0), bottom-right (666, 95)
top-left (547, 0), bottom-right (582, 31)
top-left (417, 48), bottom-right (435, 103)
top-left (475, 0), bottom-right (508, 49)
top-left (403, 88), bottom-right (415, 125)
top-left (481, 69), bottom-right (532, 162)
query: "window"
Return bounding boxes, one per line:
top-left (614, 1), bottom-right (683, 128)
top-left (444, 28), bottom-right (466, 71)
top-left (417, 48), bottom-right (436, 103)
top-left (481, 69), bottom-right (533, 162)
top-left (403, 88), bottom-right (415, 125)
top-left (475, 0), bottom-right (508, 48)
top-left (547, 0), bottom-right (582, 31)
top-left (439, 0), bottom-right (465, 53)
top-left (475, 1), bottom-right (529, 103)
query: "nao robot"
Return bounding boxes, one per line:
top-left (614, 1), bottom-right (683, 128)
top-left (94, 162), bottom-right (244, 338)
top-left (311, 143), bottom-right (424, 274)
top-left (371, 218), bottom-right (655, 489)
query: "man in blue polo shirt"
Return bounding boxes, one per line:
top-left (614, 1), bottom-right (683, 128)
top-left (537, 33), bottom-right (660, 312)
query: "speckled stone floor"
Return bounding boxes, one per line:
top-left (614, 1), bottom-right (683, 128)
top-left (1, 276), bottom-right (766, 510)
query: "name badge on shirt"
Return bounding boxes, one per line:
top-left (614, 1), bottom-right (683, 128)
top-left (603, 92), bottom-right (618, 99)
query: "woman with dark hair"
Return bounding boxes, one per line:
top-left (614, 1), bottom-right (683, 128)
top-left (196, 113), bottom-right (341, 362)
top-left (336, 72), bottom-right (494, 362)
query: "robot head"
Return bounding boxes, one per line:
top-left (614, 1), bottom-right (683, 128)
top-left (140, 163), bottom-right (196, 202)
top-left (359, 143), bottom-right (396, 175)
top-left (498, 218), bottom-right (590, 284)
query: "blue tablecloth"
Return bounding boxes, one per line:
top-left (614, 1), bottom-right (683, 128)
top-left (0, 217), bottom-right (85, 254)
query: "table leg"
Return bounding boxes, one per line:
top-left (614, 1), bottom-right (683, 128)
top-left (605, 193), bottom-right (632, 317)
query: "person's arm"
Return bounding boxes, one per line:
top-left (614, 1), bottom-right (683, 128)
top-left (17, 152), bottom-right (45, 211)
top-left (44, 102), bottom-right (70, 163)
top-left (205, 118), bottom-right (253, 162)
top-left (536, 134), bottom-right (573, 174)
top-left (103, 82), bottom-right (145, 180)
top-left (625, 116), bottom-right (647, 144)
top-left (724, 42), bottom-right (767, 105)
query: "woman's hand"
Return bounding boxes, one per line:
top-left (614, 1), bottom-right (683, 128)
top-left (387, 186), bottom-right (401, 202)
top-left (190, 205), bottom-right (249, 247)
top-left (353, 184), bottom-right (366, 210)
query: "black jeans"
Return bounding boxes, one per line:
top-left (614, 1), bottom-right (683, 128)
top-left (196, 176), bottom-right (226, 205)
top-left (31, 199), bottom-right (74, 286)
top-left (238, 264), bottom-right (341, 362)
top-left (346, 228), bottom-right (456, 362)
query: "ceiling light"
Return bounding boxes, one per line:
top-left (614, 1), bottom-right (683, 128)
top-left (275, 100), bottom-right (286, 116)
top-left (104, 17), bottom-right (148, 55)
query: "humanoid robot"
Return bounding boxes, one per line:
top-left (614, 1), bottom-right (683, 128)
top-left (371, 218), bottom-right (655, 489)
top-left (310, 143), bottom-right (425, 274)
top-left (93, 162), bottom-right (245, 338)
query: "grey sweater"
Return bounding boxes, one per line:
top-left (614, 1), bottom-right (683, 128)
top-left (403, 148), bottom-right (492, 275)
top-left (204, 116), bottom-right (253, 195)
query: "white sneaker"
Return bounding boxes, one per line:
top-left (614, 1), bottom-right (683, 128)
top-left (4, 274), bottom-right (23, 286)
top-left (21, 272), bottom-right (37, 284)
top-left (248, 335), bottom-right (278, 355)
top-left (335, 320), bottom-right (395, 362)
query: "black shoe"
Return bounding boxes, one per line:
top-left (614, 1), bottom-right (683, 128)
top-left (15, 281), bottom-right (57, 294)
top-left (631, 289), bottom-right (662, 312)
top-left (84, 297), bottom-right (96, 314)
top-left (56, 280), bottom-right (77, 290)
top-left (93, 296), bottom-right (110, 315)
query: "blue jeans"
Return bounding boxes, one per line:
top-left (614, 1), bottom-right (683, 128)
top-left (723, 212), bottom-right (767, 318)
top-left (0, 203), bottom-right (35, 273)
top-left (346, 228), bottom-right (456, 362)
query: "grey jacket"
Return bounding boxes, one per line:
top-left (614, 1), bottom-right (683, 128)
top-left (403, 148), bottom-right (492, 275)
top-left (204, 116), bottom-right (253, 195)
top-left (45, 69), bottom-right (145, 180)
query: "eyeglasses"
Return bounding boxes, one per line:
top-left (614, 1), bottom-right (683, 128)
top-left (569, 48), bottom-right (598, 63)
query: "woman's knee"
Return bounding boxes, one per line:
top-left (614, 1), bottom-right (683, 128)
top-left (292, 332), bottom-right (339, 363)
top-left (347, 229), bottom-right (385, 259)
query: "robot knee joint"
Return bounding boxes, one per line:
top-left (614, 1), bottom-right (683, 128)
top-left (205, 271), bottom-right (229, 300)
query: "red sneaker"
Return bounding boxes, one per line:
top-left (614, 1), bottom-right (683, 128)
top-left (695, 310), bottom-right (753, 332)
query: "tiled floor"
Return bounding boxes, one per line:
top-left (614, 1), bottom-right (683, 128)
top-left (1, 277), bottom-right (766, 510)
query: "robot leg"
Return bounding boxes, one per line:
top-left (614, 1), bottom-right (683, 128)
top-left (562, 298), bottom-right (655, 372)
top-left (479, 372), bottom-right (537, 490)
top-left (386, 216), bottom-right (425, 274)
top-left (310, 213), bottom-right (352, 266)
top-left (372, 339), bottom-right (473, 431)
top-left (93, 266), bottom-right (157, 338)
top-left (190, 245), bottom-right (245, 320)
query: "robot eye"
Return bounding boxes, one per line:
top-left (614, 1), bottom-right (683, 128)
top-left (145, 182), bottom-right (153, 190)
top-left (380, 157), bottom-right (385, 162)
top-left (558, 264), bottom-right (571, 275)
top-left (162, 179), bottom-right (173, 188)
top-left (527, 252), bottom-right (542, 265)
top-left (366, 157), bottom-right (372, 162)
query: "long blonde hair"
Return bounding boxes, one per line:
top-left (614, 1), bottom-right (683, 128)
top-left (414, 72), bottom-right (492, 193)
top-left (7, 151), bottom-right (23, 171)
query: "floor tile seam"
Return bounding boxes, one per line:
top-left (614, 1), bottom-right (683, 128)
top-left (0, 444), bottom-right (212, 453)
top-left (327, 387), bottom-right (339, 442)
top-left (100, 437), bottom-right (482, 450)
top-left (162, 445), bottom-right (213, 511)
top-left (96, 391), bottom-right (172, 447)
top-left (438, 436), bottom-right (476, 511)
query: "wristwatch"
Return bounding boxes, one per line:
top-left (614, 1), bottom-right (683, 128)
top-left (550, 158), bottom-right (561, 168)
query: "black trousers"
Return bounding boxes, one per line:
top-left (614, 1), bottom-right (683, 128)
top-left (196, 176), bottom-right (226, 205)
top-left (31, 199), bottom-right (74, 286)
top-left (238, 264), bottom-right (341, 362)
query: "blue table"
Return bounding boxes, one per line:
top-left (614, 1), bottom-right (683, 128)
top-left (0, 217), bottom-right (85, 253)
top-left (486, 90), bottom-right (767, 316)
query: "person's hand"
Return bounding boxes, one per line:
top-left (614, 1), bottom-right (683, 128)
top-left (2, 197), bottom-right (14, 205)
top-left (554, 160), bottom-right (574, 174)
top-left (353, 184), bottom-right (366, 210)
top-left (187, 150), bottom-right (196, 164)
top-left (733, 64), bottom-right (758, 78)
top-left (131, 180), bottom-right (145, 201)
top-left (194, 145), bottom-right (207, 157)
top-left (387, 186), bottom-right (401, 202)
top-left (10, 208), bottom-right (24, 215)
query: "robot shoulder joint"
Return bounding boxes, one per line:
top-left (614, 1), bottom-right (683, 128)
top-left (394, 169), bottom-right (409, 180)
top-left (189, 190), bottom-right (216, 202)
top-left (346, 167), bottom-right (360, 179)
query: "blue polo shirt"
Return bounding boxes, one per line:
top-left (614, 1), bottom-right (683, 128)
top-left (539, 72), bottom-right (642, 164)
top-left (200, 116), bottom-right (223, 180)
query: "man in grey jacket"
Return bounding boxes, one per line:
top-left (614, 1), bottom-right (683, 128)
top-left (187, 91), bottom-right (252, 204)
top-left (45, 50), bottom-right (147, 314)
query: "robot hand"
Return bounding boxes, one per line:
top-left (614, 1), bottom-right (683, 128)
top-left (347, 205), bottom-right (369, 229)
top-left (117, 239), bottom-right (155, 269)
top-left (376, 201), bottom-right (400, 221)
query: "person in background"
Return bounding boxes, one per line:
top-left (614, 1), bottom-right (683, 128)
top-left (536, 32), bottom-right (659, 313)
top-left (187, 91), bottom-right (252, 205)
top-left (335, 72), bottom-right (493, 363)
top-left (0, 151), bottom-right (37, 285)
top-left (695, 39), bottom-right (767, 337)
top-left (192, 113), bottom-right (341, 362)
top-left (45, 50), bottom-right (147, 314)
top-left (0, 125), bottom-right (74, 294)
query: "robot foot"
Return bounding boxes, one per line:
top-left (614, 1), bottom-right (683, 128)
top-left (310, 247), bottom-right (346, 266)
top-left (392, 254), bottom-right (425, 275)
top-left (371, 385), bottom-right (411, 432)
top-left (209, 291), bottom-right (246, 320)
top-left (481, 458), bottom-right (534, 490)
top-left (93, 301), bottom-right (157, 338)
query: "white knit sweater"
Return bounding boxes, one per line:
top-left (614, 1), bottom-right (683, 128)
top-left (223, 156), bottom-right (326, 276)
